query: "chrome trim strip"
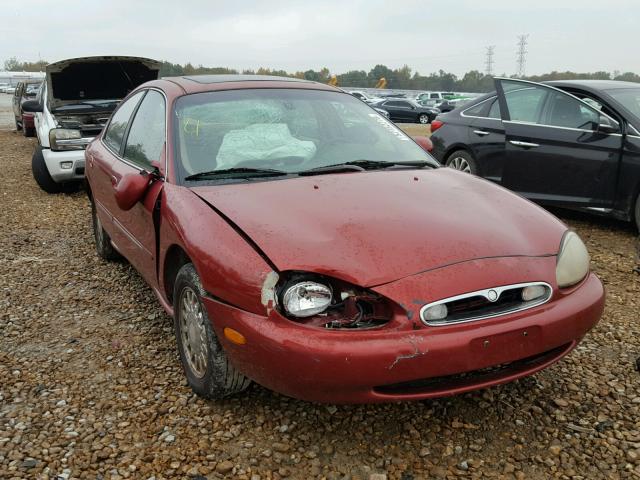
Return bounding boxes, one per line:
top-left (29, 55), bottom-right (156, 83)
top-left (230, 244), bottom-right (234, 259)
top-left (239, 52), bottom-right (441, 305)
top-left (585, 207), bottom-right (613, 213)
top-left (503, 120), bottom-right (623, 136)
top-left (510, 140), bottom-right (539, 148)
top-left (419, 281), bottom-right (553, 327)
top-left (473, 130), bottom-right (490, 136)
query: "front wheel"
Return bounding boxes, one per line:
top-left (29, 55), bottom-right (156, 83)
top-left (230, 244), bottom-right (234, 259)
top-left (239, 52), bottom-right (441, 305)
top-left (32, 146), bottom-right (62, 193)
top-left (418, 114), bottom-right (430, 124)
top-left (173, 263), bottom-right (251, 399)
top-left (91, 201), bottom-right (120, 261)
top-left (445, 150), bottom-right (477, 175)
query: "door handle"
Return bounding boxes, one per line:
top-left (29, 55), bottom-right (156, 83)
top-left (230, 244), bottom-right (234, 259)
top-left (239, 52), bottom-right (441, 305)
top-left (473, 130), bottom-right (490, 136)
top-left (509, 140), bottom-right (539, 148)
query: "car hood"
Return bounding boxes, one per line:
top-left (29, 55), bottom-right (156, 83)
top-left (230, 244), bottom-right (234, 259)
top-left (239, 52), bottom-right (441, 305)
top-left (46, 56), bottom-right (161, 110)
top-left (191, 168), bottom-right (567, 287)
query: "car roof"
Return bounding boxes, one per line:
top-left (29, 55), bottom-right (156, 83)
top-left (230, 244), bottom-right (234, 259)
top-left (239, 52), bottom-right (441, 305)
top-left (544, 80), bottom-right (640, 91)
top-left (158, 74), bottom-right (339, 94)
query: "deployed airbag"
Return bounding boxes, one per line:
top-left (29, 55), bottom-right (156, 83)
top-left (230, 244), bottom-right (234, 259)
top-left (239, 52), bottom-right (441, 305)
top-left (216, 123), bottom-right (316, 169)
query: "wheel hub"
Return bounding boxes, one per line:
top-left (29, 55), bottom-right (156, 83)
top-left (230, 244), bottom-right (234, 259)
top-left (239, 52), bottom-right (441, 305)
top-left (180, 287), bottom-right (209, 378)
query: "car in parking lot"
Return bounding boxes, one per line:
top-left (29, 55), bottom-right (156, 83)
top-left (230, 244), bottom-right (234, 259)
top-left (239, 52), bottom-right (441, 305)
top-left (22, 55), bottom-right (160, 193)
top-left (12, 79), bottom-right (43, 137)
top-left (85, 74), bottom-right (603, 403)
top-left (430, 78), bottom-right (640, 230)
top-left (370, 98), bottom-right (439, 124)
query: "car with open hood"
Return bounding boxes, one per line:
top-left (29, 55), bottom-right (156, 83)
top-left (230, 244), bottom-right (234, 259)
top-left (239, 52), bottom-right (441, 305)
top-left (22, 56), bottom-right (160, 193)
top-left (85, 75), bottom-right (604, 403)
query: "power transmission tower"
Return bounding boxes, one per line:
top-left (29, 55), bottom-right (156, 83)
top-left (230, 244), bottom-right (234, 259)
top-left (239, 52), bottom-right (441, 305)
top-left (516, 34), bottom-right (529, 77)
top-left (484, 46), bottom-right (495, 76)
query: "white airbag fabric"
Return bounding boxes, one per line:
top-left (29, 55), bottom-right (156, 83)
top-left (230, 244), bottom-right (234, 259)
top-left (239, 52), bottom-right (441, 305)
top-left (216, 123), bottom-right (316, 169)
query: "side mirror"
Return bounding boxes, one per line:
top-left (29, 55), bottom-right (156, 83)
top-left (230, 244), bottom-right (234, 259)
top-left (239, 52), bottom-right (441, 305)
top-left (413, 135), bottom-right (433, 152)
top-left (22, 99), bottom-right (43, 113)
top-left (597, 116), bottom-right (620, 134)
top-left (114, 171), bottom-right (150, 211)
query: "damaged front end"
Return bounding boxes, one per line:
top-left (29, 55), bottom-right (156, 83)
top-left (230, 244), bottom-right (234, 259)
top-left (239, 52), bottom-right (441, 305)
top-left (272, 271), bottom-right (398, 330)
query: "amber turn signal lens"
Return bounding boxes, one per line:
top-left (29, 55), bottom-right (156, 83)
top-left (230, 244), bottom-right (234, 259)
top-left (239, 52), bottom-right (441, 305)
top-left (223, 327), bottom-right (246, 345)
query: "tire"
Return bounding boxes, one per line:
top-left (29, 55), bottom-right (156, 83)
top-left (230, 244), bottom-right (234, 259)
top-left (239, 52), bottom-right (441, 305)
top-left (173, 263), bottom-right (251, 399)
top-left (418, 114), bottom-right (430, 124)
top-left (634, 194), bottom-right (640, 232)
top-left (24, 126), bottom-right (35, 137)
top-left (31, 146), bottom-right (62, 193)
top-left (445, 150), bottom-right (477, 175)
top-left (91, 201), bottom-right (120, 261)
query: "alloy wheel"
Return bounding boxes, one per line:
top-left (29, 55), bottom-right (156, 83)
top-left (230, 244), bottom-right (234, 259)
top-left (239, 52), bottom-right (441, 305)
top-left (449, 156), bottom-right (472, 173)
top-left (179, 287), bottom-right (209, 378)
top-left (419, 114), bottom-right (429, 124)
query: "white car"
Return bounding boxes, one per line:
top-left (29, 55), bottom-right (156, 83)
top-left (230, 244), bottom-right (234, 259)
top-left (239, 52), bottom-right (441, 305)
top-left (0, 83), bottom-right (11, 93)
top-left (5, 86), bottom-right (16, 94)
top-left (22, 56), bottom-right (160, 193)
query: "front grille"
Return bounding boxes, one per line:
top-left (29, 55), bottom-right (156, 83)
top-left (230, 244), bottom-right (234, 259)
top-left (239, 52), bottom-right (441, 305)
top-left (75, 167), bottom-right (85, 175)
top-left (374, 342), bottom-right (572, 396)
top-left (420, 282), bottom-right (552, 326)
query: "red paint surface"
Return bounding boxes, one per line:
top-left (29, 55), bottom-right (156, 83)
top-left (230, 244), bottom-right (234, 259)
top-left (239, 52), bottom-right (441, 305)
top-left (86, 77), bottom-right (605, 403)
top-left (193, 169), bottom-right (567, 287)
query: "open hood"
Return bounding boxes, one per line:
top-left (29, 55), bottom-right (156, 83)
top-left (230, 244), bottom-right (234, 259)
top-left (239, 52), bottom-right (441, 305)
top-left (191, 168), bottom-right (568, 287)
top-left (46, 56), bottom-right (161, 110)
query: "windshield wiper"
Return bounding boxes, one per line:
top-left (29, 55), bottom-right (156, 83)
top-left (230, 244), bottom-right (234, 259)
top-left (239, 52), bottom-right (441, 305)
top-left (298, 159), bottom-right (432, 176)
top-left (184, 167), bottom-right (289, 181)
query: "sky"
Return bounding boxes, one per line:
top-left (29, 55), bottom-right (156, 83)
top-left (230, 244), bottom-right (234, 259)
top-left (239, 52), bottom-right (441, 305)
top-left (1, 0), bottom-right (639, 77)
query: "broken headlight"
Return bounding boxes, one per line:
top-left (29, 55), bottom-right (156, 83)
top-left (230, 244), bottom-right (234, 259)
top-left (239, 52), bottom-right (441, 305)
top-left (283, 281), bottom-right (332, 318)
top-left (556, 231), bottom-right (590, 288)
top-left (276, 272), bottom-right (393, 329)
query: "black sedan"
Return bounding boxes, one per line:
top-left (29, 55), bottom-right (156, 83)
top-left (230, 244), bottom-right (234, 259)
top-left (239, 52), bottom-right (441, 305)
top-left (370, 98), bottom-right (439, 124)
top-left (430, 78), bottom-right (640, 230)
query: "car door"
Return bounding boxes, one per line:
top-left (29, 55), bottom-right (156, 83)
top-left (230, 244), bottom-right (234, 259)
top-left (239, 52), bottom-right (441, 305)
top-left (496, 78), bottom-right (623, 208)
top-left (88, 90), bottom-right (146, 237)
top-left (12, 83), bottom-right (23, 119)
top-left (461, 97), bottom-right (506, 182)
top-left (106, 89), bottom-right (167, 284)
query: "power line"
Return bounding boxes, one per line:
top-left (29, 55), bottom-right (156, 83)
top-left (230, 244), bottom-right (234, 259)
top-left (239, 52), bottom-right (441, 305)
top-left (484, 46), bottom-right (495, 76)
top-left (516, 34), bottom-right (529, 77)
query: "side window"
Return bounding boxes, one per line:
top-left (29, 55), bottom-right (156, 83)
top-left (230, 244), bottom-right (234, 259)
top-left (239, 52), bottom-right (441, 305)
top-left (463, 100), bottom-right (490, 117)
top-left (488, 99), bottom-right (501, 119)
top-left (430, 93), bottom-right (439, 99)
top-left (103, 91), bottom-right (145, 154)
top-left (124, 91), bottom-right (166, 168)
top-left (544, 91), bottom-right (599, 130)
top-left (503, 85), bottom-right (548, 124)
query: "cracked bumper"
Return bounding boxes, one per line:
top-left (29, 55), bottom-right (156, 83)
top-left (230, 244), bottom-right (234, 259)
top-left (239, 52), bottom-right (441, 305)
top-left (202, 269), bottom-right (603, 403)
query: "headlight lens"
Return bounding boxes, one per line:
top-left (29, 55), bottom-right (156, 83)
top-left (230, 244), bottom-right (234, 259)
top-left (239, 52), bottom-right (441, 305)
top-left (282, 281), bottom-right (332, 318)
top-left (556, 231), bottom-right (590, 288)
top-left (49, 128), bottom-right (87, 151)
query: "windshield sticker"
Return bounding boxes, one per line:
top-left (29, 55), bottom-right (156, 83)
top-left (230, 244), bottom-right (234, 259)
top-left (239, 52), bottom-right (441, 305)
top-left (368, 113), bottom-right (409, 141)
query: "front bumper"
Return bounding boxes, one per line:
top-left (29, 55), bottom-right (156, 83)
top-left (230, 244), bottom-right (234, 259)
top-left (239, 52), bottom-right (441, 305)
top-left (204, 257), bottom-right (604, 403)
top-left (42, 148), bottom-right (86, 183)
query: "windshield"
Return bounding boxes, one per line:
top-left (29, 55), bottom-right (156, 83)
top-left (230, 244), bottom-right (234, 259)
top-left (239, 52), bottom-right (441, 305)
top-left (174, 89), bottom-right (436, 181)
top-left (606, 88), bottom-right (640, 119)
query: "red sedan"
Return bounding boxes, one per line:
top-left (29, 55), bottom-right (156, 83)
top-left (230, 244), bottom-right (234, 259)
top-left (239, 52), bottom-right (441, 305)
top-left (85, 75), bottom-right (604, 403)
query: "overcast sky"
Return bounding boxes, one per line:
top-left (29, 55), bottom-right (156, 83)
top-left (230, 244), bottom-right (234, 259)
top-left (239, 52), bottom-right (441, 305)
top-left (2, 0), bottom-right (638, 77)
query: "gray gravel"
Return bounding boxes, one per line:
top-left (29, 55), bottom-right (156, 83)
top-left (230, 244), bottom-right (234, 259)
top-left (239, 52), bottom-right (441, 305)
top-left (1, 129), bottom-right (639, 479)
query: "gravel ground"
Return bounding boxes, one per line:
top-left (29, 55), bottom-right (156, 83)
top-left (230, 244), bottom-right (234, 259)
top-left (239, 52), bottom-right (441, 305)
top-left (1, 129), bottom-right (639, 480)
